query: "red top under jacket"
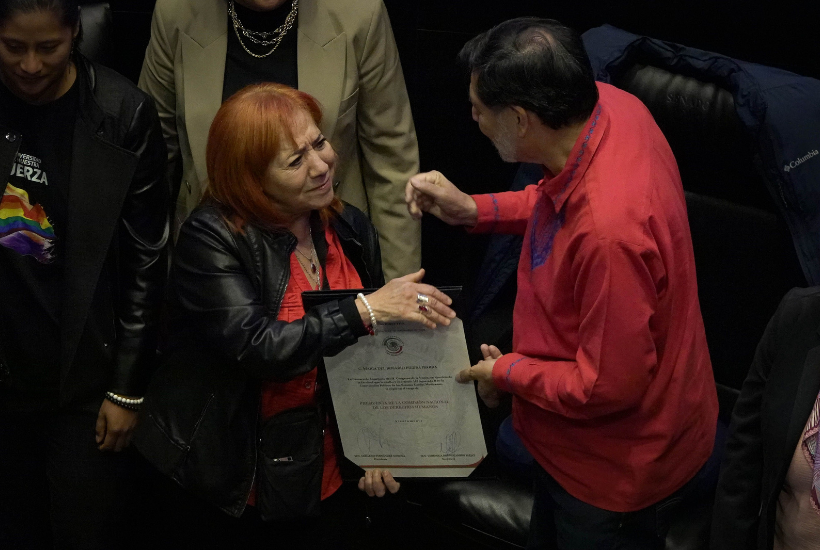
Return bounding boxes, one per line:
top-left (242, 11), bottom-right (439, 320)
top-left (250, 225), bottom-right (364, 505)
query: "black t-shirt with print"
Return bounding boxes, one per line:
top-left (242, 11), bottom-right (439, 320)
top-left (0, 79), bottom-right (78, 409)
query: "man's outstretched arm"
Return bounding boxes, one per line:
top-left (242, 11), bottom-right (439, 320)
top-left (406, 170), bottom-right (539, 234)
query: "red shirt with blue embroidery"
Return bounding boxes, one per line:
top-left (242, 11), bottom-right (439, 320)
top-left (471, 82), bottom-right (718, 512)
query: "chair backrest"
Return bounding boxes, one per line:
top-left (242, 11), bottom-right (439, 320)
top-left (617, 64), bottom-right (769, 210)
top-left (78, 2), bottom-right (112, 66)
top-left (613, 64), bottom-right (806, 417)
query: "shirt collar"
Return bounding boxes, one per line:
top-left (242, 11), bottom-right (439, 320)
top-left (540, 102), bottom-right (608, 213)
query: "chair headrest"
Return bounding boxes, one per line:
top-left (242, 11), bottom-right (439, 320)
top-left (614, 64), bottom-right (773, 212)
top-left (78, 2), bottom-right (112, 67)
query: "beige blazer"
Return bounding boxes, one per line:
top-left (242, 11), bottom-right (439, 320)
top-left (139, 0), bottom-right (420, 279)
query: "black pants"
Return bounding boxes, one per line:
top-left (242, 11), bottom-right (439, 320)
top-left (0, 409), bottom-right (141, 550)
top-left (148, 467), bottom-right (378, 550)
top-left (527, 463), bottom-right (696, 550)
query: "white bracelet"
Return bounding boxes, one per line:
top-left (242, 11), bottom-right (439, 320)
top-left (357, 292), bottom-right (377, 334)
top-left (105, 391), bottom-right (144, 411)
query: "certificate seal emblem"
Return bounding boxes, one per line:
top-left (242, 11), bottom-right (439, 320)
top-left (383, 336), bottom-right (404, 356)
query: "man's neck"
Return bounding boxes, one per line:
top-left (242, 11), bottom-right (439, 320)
top-left (528, 118), bottom-right (588, 177)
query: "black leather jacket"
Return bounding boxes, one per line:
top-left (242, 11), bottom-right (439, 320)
top-left (0, 56), bottom-right (168, 409)
top-left (135, 202), bottom-right (384, 517)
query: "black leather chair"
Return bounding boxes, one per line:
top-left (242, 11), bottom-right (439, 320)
top-left (78, 2), bottom-right (112, 66)
top-left (405, 40), bottom-right (808, 550)
top-left (614, 64), bottom-right (806, 423)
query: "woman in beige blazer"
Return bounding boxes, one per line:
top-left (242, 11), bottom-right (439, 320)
top-left (139, 0), bottom-right (420, 280)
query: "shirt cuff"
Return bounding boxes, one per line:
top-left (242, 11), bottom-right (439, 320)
top-left (339, 296), bottom-right (369, 338)
top-left (469, 193), bottom-right (502, 233)
top-left (492, 353), bottom-right (527, 393)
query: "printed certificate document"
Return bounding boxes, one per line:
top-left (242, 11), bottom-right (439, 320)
top-left (320, 307), bottom-right (487, 478)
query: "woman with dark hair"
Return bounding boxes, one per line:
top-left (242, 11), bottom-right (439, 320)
top-left (134, 82), bottom-right (454, 549)
top-left (0, 0), bottom-right (168, 548)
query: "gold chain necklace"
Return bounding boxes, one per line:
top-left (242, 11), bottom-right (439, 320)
top-left (228, 0), bottom-right (299, 59)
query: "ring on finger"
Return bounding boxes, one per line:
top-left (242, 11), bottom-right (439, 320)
top-left (416, 293), bottom-right (430, 304)
top-left (418, 304), bottom-right (429, 313)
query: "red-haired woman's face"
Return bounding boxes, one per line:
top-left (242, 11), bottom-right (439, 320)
top-left (263, 111), bottom-right (336, 218)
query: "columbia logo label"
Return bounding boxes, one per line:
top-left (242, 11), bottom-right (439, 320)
top-left (783, 149), bottom-right (819, 172)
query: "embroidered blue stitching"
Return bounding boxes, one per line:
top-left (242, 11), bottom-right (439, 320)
top-left (505, 357), bottom-right (525, 388)
top-left (554, 104), bottom-right (602, 205)
top-left (527, 105), bottom-right (600, 271)
top-left (490, 193), bottom-right (500, 231)
top-left (529, 204), bottom-right (565, 270)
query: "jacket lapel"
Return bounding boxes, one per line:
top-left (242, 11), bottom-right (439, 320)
top-left (297, 0), bottom-right (346, 140)
top-left (61, 118), bottom-right (138, 382)
top-left (182, 0), bottom-right (228, 188)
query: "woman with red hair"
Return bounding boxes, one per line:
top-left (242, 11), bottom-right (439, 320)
top-left (134, 83), bottom-right (454, 548)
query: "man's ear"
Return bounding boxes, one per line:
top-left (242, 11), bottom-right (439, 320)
top-left (511, 106), bottom-right (529, 137)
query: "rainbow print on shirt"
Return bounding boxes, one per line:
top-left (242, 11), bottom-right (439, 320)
top-left (0, 183), bottom-right (56, 264)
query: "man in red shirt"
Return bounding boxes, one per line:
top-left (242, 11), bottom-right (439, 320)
top-left (406, 17), bottom-right (718, 549)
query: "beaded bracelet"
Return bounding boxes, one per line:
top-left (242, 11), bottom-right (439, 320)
top-left (105, 391), bottom-right (144, 411)
top-left (357, 292), bottom-right (377, 335)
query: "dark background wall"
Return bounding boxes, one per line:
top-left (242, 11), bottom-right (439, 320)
top-left (103, 0), bottom-right (819, 287)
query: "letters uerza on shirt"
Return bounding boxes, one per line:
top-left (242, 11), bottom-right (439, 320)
top-left (10, 153), bottom-right (48, 185)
